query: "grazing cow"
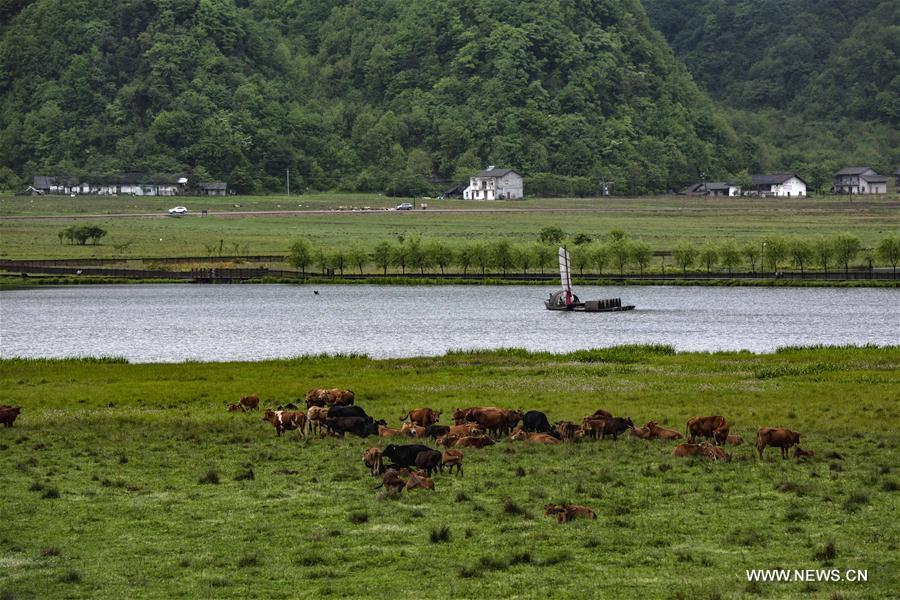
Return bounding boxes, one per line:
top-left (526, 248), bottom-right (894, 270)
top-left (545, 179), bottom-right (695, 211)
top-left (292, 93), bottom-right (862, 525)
top-left (262, 409), bottom-right (306, 437)
top-left (645, 421), bottom-right (683, 440)
top-left (226, 403), bottom-right (244, 413)
top-left (414, 449), bottom-right (443, 477)
top-left (441, 450), bottom-right (464, 476)
top-left (629, 426), bottom-right (652, 440)
top-left (306, 388), bottom-right (355, 407)
top-left (793, 447), bottom-right (815, 461)
top-left (382, 444), bottom-right (433, 469)
top-left (306, 406), bottom-right (328, 435)
top-left (599, 417), bottom-right (634, 440)
top-left (326, 416), bottom-right (380, 437)
top-left (376, 468), bottom-right (407, 496)
top-left (362, 447), bottom-right (384, 476)
top-left (452, 407), bottom-right (482, 425)
top-left (756, 427), bottom-right (801, 460)
top-left (454, 436), bottom-right (496, 449)
top-left (0, 405), bottom-right (22, 427)
top-left (590, 409), bottom-right (614, 420)
top-left (239, 395), bottom-right (259, 411)
top-left (405, 471), bottom-right (435, 491)
top-left (523, 410), bottom-right (553, 434)
top-left (544, 504), bottom-right (597, 523)
top-left (686, 415), bottom-right (729, 445)
top-left (402, 408), bottom-right (441, 428)
top-left (423, 425), bottom-right (451, 439)
top-left (726, 434), bottom-right (744, 446)
top-left (464, 408), bottom-right (509, 437)
top-left (554, 421), bottom-right (578, 441)
top-left (511, 429), bottom-right (561, 445)
top-left (378, 425), bottom-right (405, 437)
top-left (448, 423), bottom-right (482, 437)
top-left (328, 405), bottom-right (368, 419)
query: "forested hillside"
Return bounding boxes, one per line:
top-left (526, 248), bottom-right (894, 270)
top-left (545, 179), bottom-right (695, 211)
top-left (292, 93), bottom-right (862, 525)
top-left (0, 0), bottom-right (741, 194)
top-left (643, 0), bottom-right (899, 182)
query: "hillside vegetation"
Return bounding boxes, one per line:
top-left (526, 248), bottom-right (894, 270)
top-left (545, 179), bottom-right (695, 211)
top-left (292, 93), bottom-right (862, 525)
top-left (0, 0), bottom-right (738, 194)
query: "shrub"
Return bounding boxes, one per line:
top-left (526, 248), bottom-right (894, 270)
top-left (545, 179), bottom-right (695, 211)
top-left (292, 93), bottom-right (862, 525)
top-left (237, 555), bottom-right (259, 568)
top-left (198, 468), bottom-right (220, 485)
top-left (348, 511), bottom-right (369, 524)
top-left (501, 498), bottom-right (525, 516)
top-left (40, 547), bottom-right (61, 557)
top-left (233, 468), bottom-right (255, 481)
top-left (813, 540), bottom-right (837, 563)
top-left (41, 487), bottom-right (60, 499)
top-left (58, 570), bottom-right (81, 584)
top-left (429, 526), bottom-right (450, 543)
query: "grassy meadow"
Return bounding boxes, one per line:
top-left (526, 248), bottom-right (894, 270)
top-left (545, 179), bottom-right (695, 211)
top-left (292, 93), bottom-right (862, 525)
top-left (1, 346), bottom-right (898, 599)
top-left (1, 193), bottom-right (898, 261)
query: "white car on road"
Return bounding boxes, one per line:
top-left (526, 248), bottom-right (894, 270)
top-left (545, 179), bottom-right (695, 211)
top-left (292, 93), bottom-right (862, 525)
top-left (168, 206), bottom-right (188, 216)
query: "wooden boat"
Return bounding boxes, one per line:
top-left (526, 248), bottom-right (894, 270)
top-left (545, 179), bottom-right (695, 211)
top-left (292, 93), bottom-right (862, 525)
top-left (545, 247), bottom-right (635, 312)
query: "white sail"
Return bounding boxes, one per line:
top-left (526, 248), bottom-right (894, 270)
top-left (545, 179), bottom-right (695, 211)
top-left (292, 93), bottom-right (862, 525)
top-left (558, 246), bottom-right (572, 291)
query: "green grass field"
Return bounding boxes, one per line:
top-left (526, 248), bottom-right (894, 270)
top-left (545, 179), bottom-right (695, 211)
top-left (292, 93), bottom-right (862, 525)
top-left (2, 346), bottom-right (898, 599)
top-left (1, 193), bottom-right (897, 262)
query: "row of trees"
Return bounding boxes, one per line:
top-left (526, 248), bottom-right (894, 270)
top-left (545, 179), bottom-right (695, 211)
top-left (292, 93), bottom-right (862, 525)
top-left (58, 225), bottom-right (107, 246)
top-left (287, 235), bottom-right (900, 277)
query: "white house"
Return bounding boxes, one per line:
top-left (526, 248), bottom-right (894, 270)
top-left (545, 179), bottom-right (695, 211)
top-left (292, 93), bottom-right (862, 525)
top-left (832, 167), bottom-right (887, 194)
top-left (463, 166), bottom-right (523, 200)
top-left (682, 182), bottom-right (740, 197)
top-left (747, 173), bottom-right (807, 197)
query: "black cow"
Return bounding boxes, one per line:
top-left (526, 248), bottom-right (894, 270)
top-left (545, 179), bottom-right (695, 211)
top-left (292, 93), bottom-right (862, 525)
top-left (325, 416), bottom-right (378, 437)
top-left (415, 450), bottom-right (443, 477)
top-left (523, 410), bottom-right (553, 434)
top-left (328, 405), bottom-right (368, 419)
top-left (424, 425), bottom-right (451, 439)
top-left (382, 444), bottom-right (432, 468)
top-left (600, 417), bottom-right (635, 440)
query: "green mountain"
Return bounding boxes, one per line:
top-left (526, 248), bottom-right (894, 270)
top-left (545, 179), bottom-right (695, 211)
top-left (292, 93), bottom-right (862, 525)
top-left (0, 0), bottom-right (740, 194)
top-left (643, 0), bottom-right (899, 182)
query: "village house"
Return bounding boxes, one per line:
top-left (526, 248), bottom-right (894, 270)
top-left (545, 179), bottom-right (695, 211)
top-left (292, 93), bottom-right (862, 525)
top-left (31, 173), bottom-right (190, 196)
top-left (32, 176), bottom-right (78, 195)
top-left (681, 181), bottom-right (740, 197)
top-left (832, 167), bottom-right (887, 194)
top-left (199, 182), bottom-right (227, 196)
top-left (746, 173), bottom-right (807, 197)
top-left (463, 166), bottom-right (524, 200)
top-left (895, 168), bottom-right (900, 188)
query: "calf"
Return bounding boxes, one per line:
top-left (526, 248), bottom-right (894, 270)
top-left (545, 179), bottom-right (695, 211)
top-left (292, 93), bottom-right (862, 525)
top-left (262, 409), bottom-right (306, 437)
top-left (523, 410), bottom-right (553, 434)
top-left (645, 421), bottom-right (683, 440)
top-left (544, 504), bottom-right (597, 523)
top-left (378, 425), bottom-right (405, 437)
top-left (629, 426), bottom-right (652, 440)
top-left (686, 415), bottom-right (729, 445)
top-left (793, 446), bottom-right (815, 461)
top-left (581, 417), bottom-right (608, 440)
top-left (0, 405), bottom-right (22, 427)
top-left (414, 449), bottom-right (443, 477)
top-left (405, 471), bottom-right (435, 491)
top-left (448, 423), bottom-right (481, 437)
top-left (226, 403), bottom-right (244, 413)
top-left (599, 417), bottom-right (634, 440)
top-left (376, 468), bottom-right (407, 496)
top-left (511, 429), bottom-right (560, 444)
top-left (436, 434), bottom-right (459, 447)
top-left (726, 434), bottom-right (744, 446)
top-left (400, 422), bottom-right (427, 438)
top-left (672, 442), bottom-right (729, 461)
top-left (239, 395), bottom-right (259, 411)
top-left (455, 436), bottom-right (496, 449)
top-left (441, 450), bottom-right (464, 476)
top-left (402, 408), bottom-right (441, 428)
top-left (362, 447), bottom-right (384, 476)
top-left (756, 427), bottom-right (801, 460)
top-left (554, 421), bottom-right (578, 441)
top-left (382, 444), bottom-right (432, 469)
top-left (306, 406), bottom-right (328, 435)
top-left (671, 443), bottom-right (703, 458)
top-left (423, 425), bottom-right (451, 439)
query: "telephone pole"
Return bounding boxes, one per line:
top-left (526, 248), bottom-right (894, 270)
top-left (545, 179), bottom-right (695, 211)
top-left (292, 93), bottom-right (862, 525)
top-left (286, 167), bottom-right (291, 196)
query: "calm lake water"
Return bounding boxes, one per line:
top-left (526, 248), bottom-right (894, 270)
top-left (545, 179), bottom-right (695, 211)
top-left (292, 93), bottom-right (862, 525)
top-left (0, 284), bottom-right (897, 362)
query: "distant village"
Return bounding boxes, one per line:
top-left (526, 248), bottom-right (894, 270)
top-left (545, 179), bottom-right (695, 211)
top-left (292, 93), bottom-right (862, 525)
top-left (21, 166), bottom-right (899, 199)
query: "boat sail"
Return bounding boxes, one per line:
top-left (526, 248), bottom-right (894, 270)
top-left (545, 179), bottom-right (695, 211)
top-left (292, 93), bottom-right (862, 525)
top-left (544, 246), bottom-right (635, 312)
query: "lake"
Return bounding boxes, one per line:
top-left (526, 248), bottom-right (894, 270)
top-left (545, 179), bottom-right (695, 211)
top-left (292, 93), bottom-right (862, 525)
top-left (0, 284), bottom-right (897, 362)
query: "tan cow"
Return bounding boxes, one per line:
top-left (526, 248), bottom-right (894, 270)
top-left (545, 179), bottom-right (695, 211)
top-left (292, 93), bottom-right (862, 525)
top-left (402, 408), bottom-right (441, 428)
top-left (645, 421), bottom-right (683, 440)
top-left (306, 406), bottom-right (328, 435)
top-left (226, 403), bottom-right (244, 413)
top-left (400, 422), bottom-right (427, 438)
top-left (629, 426), bottom-right (652, 440)
top-left (448, 423), bottom-right (482, 437)
top-left (756, 427), bottom-right (801, 459)
top-left (362, 447), bottom-right (384, 476)
top-left (378, 425), bottom-right (406, 437)
top-left (554, 421), bottom-right (578, 441)
top-left (455, 436), bottom-right (496, 449)
top-left (544, 503), bottom-right (597, 523)
top-left (686, 415), bottom-right (729, 445)
top-left (441, 450), bottom-right (464, 476)
top-left (510, 429), bottom-right (560, 444)
top-left (405, 471), bottom-right (435, 491)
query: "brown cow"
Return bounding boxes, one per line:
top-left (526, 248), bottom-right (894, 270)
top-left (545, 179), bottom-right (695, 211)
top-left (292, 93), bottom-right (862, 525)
top-left (672, 442), bottom-right (729, 461)
top-left (672, 443), bottom-right (704, 457)
top-left (510, 429), bottom-right (560, 444)
top-left (686, 415), bottom-right (729, 445)
top-left (590, 409), bottom-right (614, 420)
top-left (554, 421), bottom-right (578, 441)
top-left (402, 408), bottom-right (441, 428)
top-left (629, 426), bottom-right (653, 440)
top-left (405, 471), bottom-right (435, 491)
top-left (226, 403), bottom-right (244, 413)
top-left (306, 388), bottom-right (355, 407)
top-left (756, 427), bottom-right (801, 459)
top-left (441, 450), bottom-right (464, 476)
top-left (544, 503), bottom-right (597, 523)
top-left (436, 434), bottom-right (459, 447)
top-left (262, 409), bottom-right (307, 437)
top-left (376, 468), bottom-right (407, 496)
top-left (465, 408), bottom-right (508, 436)
top-left (581, 417), bottom-right (608, 440)
top-left (400, 422), bottom-right (427, 438)
top-left (378, 425), bottom-right (406, 437)
top-left (455, 436), bottom-right (496, 449)
top-left (362, 447), bottom-right (384, 476)
top-left (501, 409), bottom-right (524, 436)
top-left (448, 423), bottom-right (481, 437)
top-left (239, 395), bottom-right (259, 411)
top-left (306, 406), bottom-right (328, 435)
top-left (645, 421), bottom-right (683, 440)
top-left (0, 405), bottom-right (22, 427)
top-left (726, 434), bottom-right (744, 446)
top-left (793, 446), bottom-right (815, 461)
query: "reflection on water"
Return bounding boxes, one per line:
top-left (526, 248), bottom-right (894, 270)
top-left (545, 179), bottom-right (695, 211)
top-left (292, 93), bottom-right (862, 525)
top-left (1, 284), bottom-right (897, 362)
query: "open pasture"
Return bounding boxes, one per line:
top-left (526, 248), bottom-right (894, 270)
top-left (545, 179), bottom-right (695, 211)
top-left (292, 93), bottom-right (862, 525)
top-left (1, 346), bottom-right (899, 598)
top-left (0, 193), bottom-right (897, 261)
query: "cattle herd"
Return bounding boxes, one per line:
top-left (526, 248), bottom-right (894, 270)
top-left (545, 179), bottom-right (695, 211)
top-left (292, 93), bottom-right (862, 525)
top-left (223, 388), bottom-right (813, 522)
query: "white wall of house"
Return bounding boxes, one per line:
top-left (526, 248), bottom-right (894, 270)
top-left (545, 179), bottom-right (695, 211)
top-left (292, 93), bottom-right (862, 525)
top-left (772, 177), bottom-right (806, 197)
top-left (463, 172), bottom-right (524, 200)
top-left (861, 180), bottom-right (886, 194)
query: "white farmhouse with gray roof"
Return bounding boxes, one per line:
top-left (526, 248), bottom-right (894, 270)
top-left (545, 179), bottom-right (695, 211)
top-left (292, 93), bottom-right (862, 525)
top-left (463, 166), bottom-right (523, 200)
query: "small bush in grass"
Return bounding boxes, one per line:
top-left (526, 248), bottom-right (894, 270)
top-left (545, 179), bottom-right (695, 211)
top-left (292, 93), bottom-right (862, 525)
top-left (429, 526), bottom-right (450, 543)
top-left (726, 527), bottom-right (768, 547)
top-left (584, 538), bottom-right (601, 548)
top-left (744, 580), bottom-right (763, 595)
top-left (41, 487), bottom-right (60, 499)
top-left (295, 554), bottom-right (325, 567)
top-left (118, 454), bottom-right (128, 464)
top-left (501, 498), bottom-right (525, 516)
top-left (814, 540), bottom-right (837, 563)
top-left (348, 511), bottom-right (368, 524)
top-left (28, 481), bottom-right (44, 492)
top-left (843, 492), bottom-right (868, 513)
top-left (538, 551), bottom-right (572, 566)
top-left (234, 468), bottom-right (254, 481)
top-left (464, 528), bottom-right (473, 539)
top-left (40, 547), bottom-right (61, 557)
top-left (198, 468), bottom-right (219, 484)
top-left (882, 480), bottom-right (898, 492)
top-left (515, 466), bottom-right (526, 477)
top-left (178, 558), bottom-right (191, 568)
top-left (237, 554), bottom-right (259, 568)
top-left (455, 491), bottom-right (469, 503)
top-left (784, 506), bottom-right (808, 521)
top-left (509, 552), bottom-right (532, 565)
top-left (675, 549), bottom-right (694, 563)
top-left (59, 570), bottom-right (81, 584)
